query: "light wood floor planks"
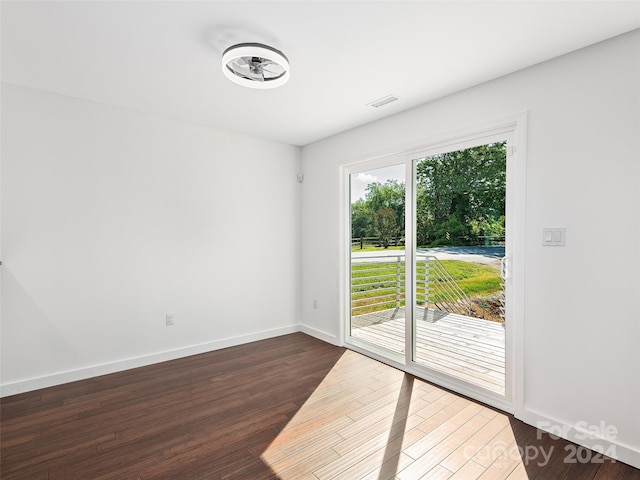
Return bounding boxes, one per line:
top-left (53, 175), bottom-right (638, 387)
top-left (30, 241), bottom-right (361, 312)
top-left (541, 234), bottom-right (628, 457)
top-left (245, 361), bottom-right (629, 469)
top-left (1, 333), bottom-right (637, 479)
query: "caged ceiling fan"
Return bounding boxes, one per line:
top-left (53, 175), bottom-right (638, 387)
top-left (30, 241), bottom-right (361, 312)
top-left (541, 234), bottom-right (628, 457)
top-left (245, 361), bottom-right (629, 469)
top-left (222, 43), bottom-right (290, 89)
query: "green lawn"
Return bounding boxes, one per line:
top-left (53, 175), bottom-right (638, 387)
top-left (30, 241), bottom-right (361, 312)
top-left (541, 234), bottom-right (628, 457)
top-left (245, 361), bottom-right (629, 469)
top-left (435, 260), bottom-right (502, 297)
top-left (351, 259), bottom-right (501, 314)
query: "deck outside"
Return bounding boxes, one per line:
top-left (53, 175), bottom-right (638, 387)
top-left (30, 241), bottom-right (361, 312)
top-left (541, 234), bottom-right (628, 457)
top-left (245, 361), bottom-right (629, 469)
top-left (351, 307), bottom-right (505, 394)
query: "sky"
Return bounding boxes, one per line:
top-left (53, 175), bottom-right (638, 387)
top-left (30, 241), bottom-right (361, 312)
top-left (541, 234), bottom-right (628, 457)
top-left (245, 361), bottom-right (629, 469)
top-left (350, 164), bottom-right (405, 203)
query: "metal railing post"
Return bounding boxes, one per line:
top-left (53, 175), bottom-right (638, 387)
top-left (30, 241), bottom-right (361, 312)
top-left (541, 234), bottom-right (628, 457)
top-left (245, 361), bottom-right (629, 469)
top-left (424, 256), bottom-right (430, 307)
top-left (396, 256), bottom-right (402, 309)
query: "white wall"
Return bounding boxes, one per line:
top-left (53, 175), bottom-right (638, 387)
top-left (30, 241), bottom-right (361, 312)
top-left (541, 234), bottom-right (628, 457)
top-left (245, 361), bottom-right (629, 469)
top-left (1, 84), bottom-right (302, 394)
top-left (301, 31), bottom-right (640, 466)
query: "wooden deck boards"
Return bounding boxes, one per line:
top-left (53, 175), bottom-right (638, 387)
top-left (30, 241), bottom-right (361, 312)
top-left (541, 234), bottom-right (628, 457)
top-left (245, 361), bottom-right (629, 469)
top-left (351, 307), bottom-right (506, 393)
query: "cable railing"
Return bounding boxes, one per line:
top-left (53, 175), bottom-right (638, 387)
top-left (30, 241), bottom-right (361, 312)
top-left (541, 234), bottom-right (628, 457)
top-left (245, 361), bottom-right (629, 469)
top-left (420, 255), bottom-right (471, 316)
top-left (351, 253), bottom-right (471, 317)
top-left (351, 255), bottom-right (406, 314)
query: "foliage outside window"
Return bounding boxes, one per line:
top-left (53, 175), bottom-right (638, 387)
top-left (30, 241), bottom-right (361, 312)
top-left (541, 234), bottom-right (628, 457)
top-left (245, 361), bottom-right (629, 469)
top-left (351, 142), bottom-right (506, 247)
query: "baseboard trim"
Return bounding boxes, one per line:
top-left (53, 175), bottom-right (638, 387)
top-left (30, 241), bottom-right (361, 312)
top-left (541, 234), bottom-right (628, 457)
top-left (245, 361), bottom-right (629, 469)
top-left (518, 408), bottom-right (640, 469)
top-left (0, 325), bottom-right (300, 397)
top-left (299, 324), bottom-right (338, 345)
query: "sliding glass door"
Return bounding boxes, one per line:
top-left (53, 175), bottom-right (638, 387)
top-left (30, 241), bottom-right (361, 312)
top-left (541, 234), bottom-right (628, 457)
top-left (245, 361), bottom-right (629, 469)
top-left (411, 140), bottom-right (508, 395)
top-left (344, 120), bottom-right (523, 407)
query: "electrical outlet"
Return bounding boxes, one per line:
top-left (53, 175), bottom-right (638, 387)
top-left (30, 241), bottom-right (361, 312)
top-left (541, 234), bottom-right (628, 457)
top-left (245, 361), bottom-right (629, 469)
top-left (165, 313), bottom-right (175, 326)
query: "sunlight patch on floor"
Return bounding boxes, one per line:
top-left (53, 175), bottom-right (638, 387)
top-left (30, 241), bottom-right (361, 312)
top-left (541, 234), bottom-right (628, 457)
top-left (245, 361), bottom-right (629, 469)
top-left (260, 350), bottom-right (518, 479)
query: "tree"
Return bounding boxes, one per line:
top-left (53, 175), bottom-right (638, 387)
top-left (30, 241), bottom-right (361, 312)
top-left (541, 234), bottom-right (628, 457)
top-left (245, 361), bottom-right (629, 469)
top-left (373, 208), bottom-right (400, 248)
top-left (365, 180), bottom-right (405, 234)
top-left (416, 142), bottom-right (506, 246)
top-left (351, 179), bottom-right (405, 242)
top-left (351, 199), bottom-right (372, 238)
top-left (351, 142), bottom-right (504, 247)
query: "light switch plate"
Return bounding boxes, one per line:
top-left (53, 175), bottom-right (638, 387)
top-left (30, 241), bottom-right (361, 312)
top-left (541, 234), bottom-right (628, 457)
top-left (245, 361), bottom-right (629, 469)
top-left (543, 227), bottom-right (566, 246)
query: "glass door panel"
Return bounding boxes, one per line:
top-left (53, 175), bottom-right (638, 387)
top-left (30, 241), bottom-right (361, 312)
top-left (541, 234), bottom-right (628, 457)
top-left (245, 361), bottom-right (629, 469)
top-left (349, 164), bottom-right (406, 356)
top-left (412, 141), bottom-right (507, 394)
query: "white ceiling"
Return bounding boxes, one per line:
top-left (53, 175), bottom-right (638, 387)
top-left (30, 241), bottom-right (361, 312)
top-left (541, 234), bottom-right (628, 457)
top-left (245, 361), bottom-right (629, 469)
top-left (2, 1), bottom-right (639, 146)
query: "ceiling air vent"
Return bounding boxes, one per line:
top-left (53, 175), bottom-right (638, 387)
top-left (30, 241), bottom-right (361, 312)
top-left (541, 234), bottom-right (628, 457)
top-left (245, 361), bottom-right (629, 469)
top-left (367, 94), bottom-right (399, 108)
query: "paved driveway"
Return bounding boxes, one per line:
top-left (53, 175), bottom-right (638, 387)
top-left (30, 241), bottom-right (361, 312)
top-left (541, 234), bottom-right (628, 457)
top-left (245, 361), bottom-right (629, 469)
top-left (352, 245), bottom-right (504, 267)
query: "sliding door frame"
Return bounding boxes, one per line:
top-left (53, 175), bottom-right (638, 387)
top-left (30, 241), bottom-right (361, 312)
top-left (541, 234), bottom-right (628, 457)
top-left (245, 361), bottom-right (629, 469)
top-left (339, 112), bottom-right (527, 416)
top-left (342, 154), bottom-right (411, 365)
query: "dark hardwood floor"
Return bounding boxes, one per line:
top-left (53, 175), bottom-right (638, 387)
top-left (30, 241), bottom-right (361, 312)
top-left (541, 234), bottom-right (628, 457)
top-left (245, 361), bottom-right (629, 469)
top-left (1, 333), bottom-right (638, 479)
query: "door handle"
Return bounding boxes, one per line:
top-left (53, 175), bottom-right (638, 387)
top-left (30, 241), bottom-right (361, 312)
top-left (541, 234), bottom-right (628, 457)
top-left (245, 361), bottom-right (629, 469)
top-left (500, 256), bottom-right (510, 280)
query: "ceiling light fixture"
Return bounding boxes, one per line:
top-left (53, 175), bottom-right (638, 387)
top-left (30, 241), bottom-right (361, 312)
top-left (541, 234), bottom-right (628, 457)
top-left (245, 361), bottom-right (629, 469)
top-left (222, 43), bottom-right (290, 89)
